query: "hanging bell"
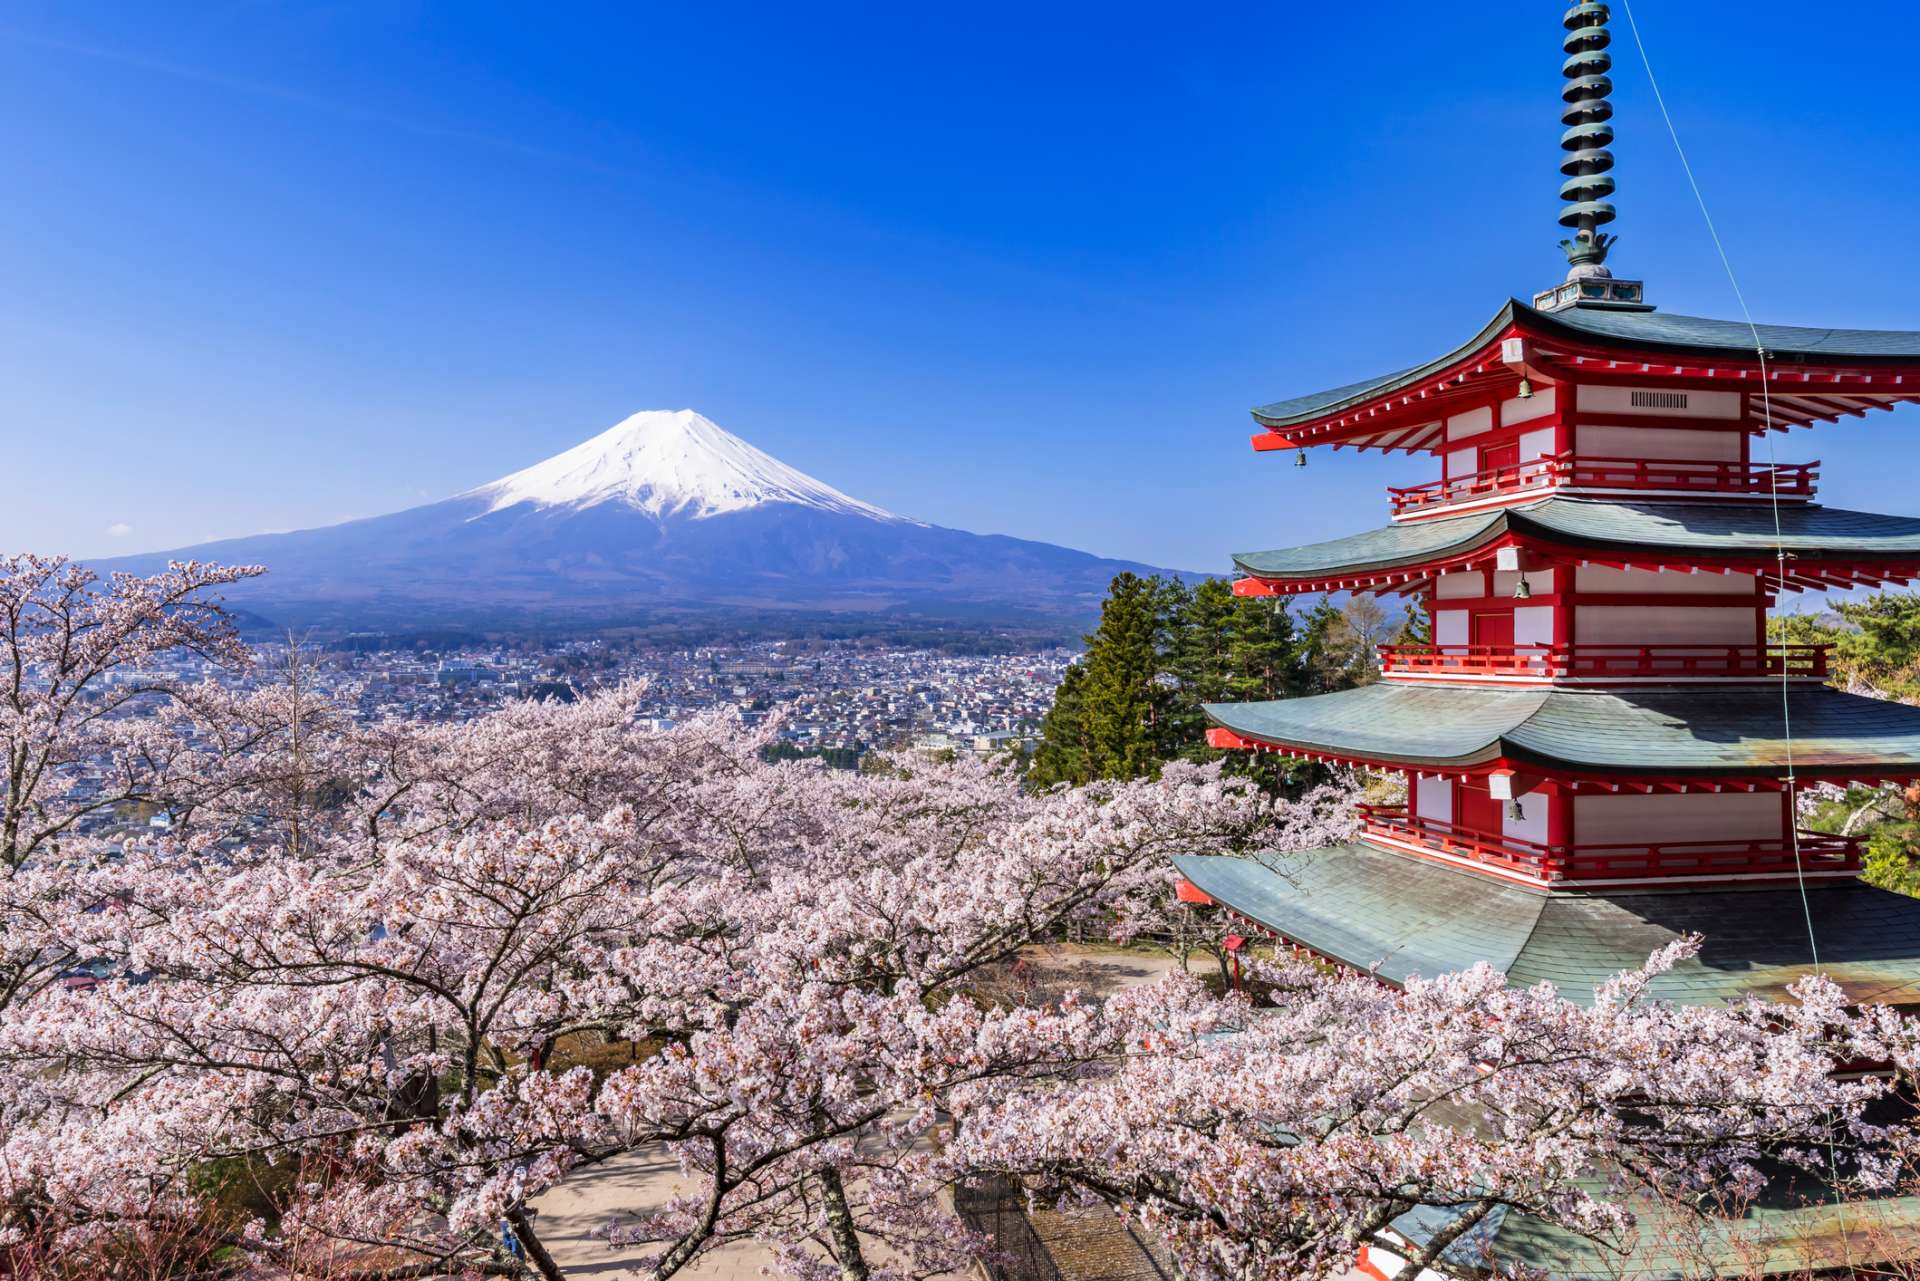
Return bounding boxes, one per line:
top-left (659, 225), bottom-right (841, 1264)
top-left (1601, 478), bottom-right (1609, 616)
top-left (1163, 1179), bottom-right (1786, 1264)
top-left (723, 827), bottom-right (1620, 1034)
top-left (1517, 376), bottom-right (1535, 400)
top-left (1507, 799), bottom-right (1527, 822)
top-left (1293, 449), bottom-right (1307, 469)
top-left (1513, 576), bottom-right (1533, 600)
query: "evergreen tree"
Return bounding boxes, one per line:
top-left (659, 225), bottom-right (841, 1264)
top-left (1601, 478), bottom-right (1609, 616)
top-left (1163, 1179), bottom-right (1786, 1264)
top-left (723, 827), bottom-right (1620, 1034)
top-left (1393, 599), bottom-right (1431, 647)
top-left (1032, 575), bottom-right (1384, 794)
top-left (1227, 595), bottom-right (1305, 702)
top-left (1076, 572), bottom-right (1182, 780)
top-left (1029, 660), bottom-right (1092, 787)
top-left (1836, 592), bottom-right (1920, 699)
top-left (1169, 578), bottom-right (1236, 704)
top-left (1297, 595), bottom-right (1359, 692)
top-left (1771, 593), bottom-right (1920, 701)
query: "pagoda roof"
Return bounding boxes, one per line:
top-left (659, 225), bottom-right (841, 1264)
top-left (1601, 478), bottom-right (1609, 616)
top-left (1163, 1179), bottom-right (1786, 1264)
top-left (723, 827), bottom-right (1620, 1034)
top-left (1250, 299), bottom-right (1920, 449)
top-left (1202, 683), bottom-right (1920, 779)
top-left (1172, 844), bottom-right (1920, 1008)
top-left (1232, 497), bottom-right (1920, 593)
top-left (1389, 1188), bottom-right (1920, 1281)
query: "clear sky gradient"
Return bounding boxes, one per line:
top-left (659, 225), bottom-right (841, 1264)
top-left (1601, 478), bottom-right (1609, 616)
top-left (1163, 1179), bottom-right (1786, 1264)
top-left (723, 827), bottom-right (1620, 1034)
top-left (3, 2), bottom-right (1916, 579)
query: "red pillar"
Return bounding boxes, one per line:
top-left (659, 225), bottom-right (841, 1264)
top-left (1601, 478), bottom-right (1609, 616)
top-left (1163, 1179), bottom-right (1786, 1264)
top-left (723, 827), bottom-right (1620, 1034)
top-left (1547, 780), bottom-right (1575, 855)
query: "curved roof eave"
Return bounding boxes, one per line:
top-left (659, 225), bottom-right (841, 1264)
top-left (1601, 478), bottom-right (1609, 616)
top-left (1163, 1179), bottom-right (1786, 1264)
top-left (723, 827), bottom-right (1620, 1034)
top-left (1231, 499), bottom-right (1920, 584)
top-left (1205, 684), bottom-right (1920, 777)
top-left (1250, 302), bottom-right (1521, 430)
top-left (1250, 299), bottom-right (1920, 432)
top-left (1171, 849), bottom-right (1920, 1011)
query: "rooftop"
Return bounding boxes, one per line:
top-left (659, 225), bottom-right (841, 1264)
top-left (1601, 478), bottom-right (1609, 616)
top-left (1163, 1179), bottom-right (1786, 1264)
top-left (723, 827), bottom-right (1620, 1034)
top-left (1203, 682), bottom-right (1920, 779)
top-left (1231, 497), bottom-right (1920, 593)
top-left (1249, 299), bottom-right (1920, 449)
top-left (1172, 845), bottom-right (1920, 1008)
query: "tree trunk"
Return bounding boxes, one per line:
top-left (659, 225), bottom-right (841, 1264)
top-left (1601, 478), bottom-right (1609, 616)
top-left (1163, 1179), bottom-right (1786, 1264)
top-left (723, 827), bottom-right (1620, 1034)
top-left (813, 1166), bottom-right (872, 1281)
top-left (507, 1204), bottom-right (564, 1281)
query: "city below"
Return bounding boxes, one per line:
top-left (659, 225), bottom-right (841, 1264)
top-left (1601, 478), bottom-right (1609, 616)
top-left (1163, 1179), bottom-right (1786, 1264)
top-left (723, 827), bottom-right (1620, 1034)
top-left (74, 638), bottom-right (1070, 844)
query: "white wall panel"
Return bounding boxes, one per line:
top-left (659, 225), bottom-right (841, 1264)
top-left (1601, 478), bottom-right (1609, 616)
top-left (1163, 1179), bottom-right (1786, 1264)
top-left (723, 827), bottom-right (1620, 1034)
top-left (1519, 427), bottom-right (1556, 460)
top-left (1436, 571), bottom-right (1486, 599)
top-left (1577, 424), bottom-right (1742, 461)
top-left (1446, 406), bottom-right (1494, 440)
top-left (1575, 606), bottom-right (1757, 644)
top-left (1575, 566), bottom-right (1759, 595)
top-left (1504, 789), bottom-right (1551, 845)
top-left (1435, 610), bottom-right (1469, 647)
top-left (1576, 385), bottom-right (1742, 419)
top-left (1574, 792), bottom-right (1780, 845)
top-left (1415, 775), bottom-right (1453, 824)
top-left (1500, 385), bottom-right (1557, 425)
top-left (1515, 606), bottom-right (1555, 647)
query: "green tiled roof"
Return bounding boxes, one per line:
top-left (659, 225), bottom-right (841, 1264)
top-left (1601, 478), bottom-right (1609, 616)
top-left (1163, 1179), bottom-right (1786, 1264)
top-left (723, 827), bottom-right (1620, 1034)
top-left (1232, 498), bottom-right (1920, 581)
top-left (1546, 305), bottom-right (1920, 361)
top-left (1392, 1184), bottom-right (1920, 1280)
top-left (1171, 844), bottom-right (1920, 1008)
top-left (1203, 684), bottom-right (1920, 776)
top-left (1252, 299), bottom-right (1920, 429)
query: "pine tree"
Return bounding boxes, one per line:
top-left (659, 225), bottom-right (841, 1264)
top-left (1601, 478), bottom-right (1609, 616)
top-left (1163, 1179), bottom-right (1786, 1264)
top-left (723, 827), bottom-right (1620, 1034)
top-left (1077, 573), bottom-right (1182, 780)
top-left (1029, 661), bottom-right (1092, 787)
top-left (1835, 592), bottom-right (1920, 700)
top-left (1227, 595), bottom-right (1305, 702)
top-left (1393, 599), bottom-right (1431, 647)
top-left (1169, 578), bottom-right (1237, 704)
top-left (1030, 574), bottom-right (1183, 786)
top-left (1297, 595), bottom-right (1357, 692)
top-left (1033, 575), bottom-right (1360, 794)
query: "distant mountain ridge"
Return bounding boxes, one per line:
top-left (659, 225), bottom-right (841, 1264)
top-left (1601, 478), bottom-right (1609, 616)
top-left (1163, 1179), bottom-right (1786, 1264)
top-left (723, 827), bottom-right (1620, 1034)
top-left (102, 410), bottom-right (1195, 633)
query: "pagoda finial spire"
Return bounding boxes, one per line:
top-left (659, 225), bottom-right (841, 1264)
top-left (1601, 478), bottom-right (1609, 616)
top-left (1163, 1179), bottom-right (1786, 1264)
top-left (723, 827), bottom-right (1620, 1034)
top-left (1558, 2), bottom-right (1618, 277)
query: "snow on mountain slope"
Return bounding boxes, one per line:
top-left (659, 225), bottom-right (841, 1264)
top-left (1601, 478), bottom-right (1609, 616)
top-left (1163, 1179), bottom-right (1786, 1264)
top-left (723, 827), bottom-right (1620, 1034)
top-left (96, 407), bottom-right (1196, 630)
top-left (467, 409), bottom-right (911, 523)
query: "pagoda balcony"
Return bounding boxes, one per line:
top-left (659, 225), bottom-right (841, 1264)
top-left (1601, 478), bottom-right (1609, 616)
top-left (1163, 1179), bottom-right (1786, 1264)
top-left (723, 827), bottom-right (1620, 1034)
top-left (1387, 454), bottom-right (1819, 519)
top-left (1355, 805), bottom-right (1864, 886)
top-left (1377, 642), bottom-right (1832, 682)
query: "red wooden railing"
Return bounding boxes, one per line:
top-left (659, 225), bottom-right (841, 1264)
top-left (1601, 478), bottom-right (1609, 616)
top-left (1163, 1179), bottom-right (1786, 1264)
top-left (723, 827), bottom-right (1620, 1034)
top-left (1387, 453), bottom-right (1819, 515)
top-left (1356, 805), bottom-right (1864, 883)
top-left (1387, 457), bottom-right (1560, 513)
top-left (1568, 455), bottom-right (1819, 497)
top-left (1377, 643), bottom-right (1831, 680)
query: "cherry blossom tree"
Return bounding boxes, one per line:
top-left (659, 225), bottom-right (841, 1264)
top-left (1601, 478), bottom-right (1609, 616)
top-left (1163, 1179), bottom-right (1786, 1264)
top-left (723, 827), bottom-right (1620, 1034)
top-left (949, 946), bottom-right (1898, 1281)
top-left (0, 554), bottom-right (262, 1017)
top-left (0, 566), bottom-right (1912, 1281)
top-left (1115, 777), bottom-right (1359, 987)
top-left (0, 553), bottom-right (263, 870)
top-left (0, 692), bottom-right (1278, 1281)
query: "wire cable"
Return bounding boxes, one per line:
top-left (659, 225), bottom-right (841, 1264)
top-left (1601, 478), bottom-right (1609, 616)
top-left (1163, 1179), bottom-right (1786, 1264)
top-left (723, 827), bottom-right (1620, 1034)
top-left (1616, 6), bottom-right (1854, 1262)
top-left (1616, 0), bottom-right (1819, 971)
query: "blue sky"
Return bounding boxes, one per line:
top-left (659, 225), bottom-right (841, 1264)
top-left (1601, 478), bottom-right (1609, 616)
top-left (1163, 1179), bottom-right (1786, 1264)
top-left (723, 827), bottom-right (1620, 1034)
top-left (2, 2), bottom-right (1916, 577)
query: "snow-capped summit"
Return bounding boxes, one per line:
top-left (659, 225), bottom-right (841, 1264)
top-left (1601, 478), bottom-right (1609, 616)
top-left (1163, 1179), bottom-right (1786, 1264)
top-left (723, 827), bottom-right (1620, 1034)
top-left (101, 406), bottom-right (1189, 630)
top-left (467, 409), bottom-right (908, 523)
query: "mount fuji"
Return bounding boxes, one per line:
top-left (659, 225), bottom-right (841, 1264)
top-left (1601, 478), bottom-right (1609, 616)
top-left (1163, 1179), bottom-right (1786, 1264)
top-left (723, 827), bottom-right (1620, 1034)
top-left (103, 410), bottom-right (1189, 632)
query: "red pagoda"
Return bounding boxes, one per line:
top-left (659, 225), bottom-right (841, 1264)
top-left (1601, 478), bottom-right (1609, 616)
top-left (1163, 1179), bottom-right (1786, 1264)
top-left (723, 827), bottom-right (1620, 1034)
top-left (1173, 6), bottom-right (1920, 1268)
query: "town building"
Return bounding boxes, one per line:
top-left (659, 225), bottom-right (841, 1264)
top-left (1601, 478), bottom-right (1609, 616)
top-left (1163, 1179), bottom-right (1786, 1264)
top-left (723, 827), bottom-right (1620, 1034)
top-left (1174, 4), bottom-right (1920, 1273)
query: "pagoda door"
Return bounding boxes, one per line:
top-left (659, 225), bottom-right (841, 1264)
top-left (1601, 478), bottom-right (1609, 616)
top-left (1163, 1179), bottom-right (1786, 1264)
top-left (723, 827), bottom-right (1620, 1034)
top-left (1480, 440), bottom-right (1519, 483)
top-left (1472, 610), bottom-right (1515, 652)
top-left (1457, 780), bottom-right (1502, 840)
